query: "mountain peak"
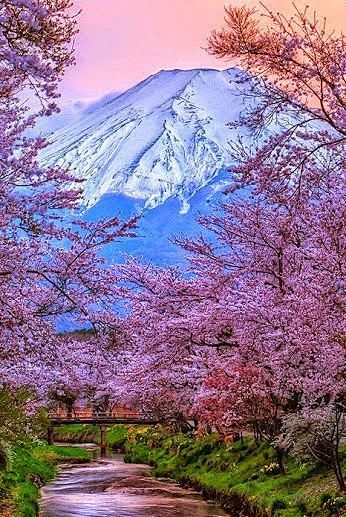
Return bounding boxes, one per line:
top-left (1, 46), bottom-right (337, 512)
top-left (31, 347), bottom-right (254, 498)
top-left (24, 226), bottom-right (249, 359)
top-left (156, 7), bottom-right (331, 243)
top-left (41, 67), bottom-right (252, 211)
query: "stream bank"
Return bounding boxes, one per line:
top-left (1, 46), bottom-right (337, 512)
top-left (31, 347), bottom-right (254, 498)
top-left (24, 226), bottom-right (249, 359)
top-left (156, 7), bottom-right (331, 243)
top-left (39, 447), bottom-right (227, 516)
top-left (51, 424), bottom-right (346, 516)
top-left (0, 443), bottom-right (91, 516)
top-left (123, 426), bottom-right (346, 516)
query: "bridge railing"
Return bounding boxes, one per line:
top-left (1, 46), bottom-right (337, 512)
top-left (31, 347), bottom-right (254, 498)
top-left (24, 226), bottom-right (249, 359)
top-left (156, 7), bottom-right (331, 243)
top-left (48, 410), bottom-right (142, 420)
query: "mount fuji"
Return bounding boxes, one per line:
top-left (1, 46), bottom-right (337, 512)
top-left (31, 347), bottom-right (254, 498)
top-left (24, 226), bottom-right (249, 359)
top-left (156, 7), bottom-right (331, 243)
top-left (41, 67), bottom-right (256, 264)
top-left (42, 68), bottom-right (255, 211)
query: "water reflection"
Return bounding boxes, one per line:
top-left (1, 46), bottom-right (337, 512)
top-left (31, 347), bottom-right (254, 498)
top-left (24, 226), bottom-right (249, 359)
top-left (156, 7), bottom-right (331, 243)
top-left (40, 446), bottom-right (227, 517)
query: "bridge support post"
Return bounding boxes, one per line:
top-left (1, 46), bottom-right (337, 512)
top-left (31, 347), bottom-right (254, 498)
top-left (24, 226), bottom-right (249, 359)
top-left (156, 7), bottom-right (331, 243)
top-left (47, 426), bottom-right (54, 445)
top-left (100, 425), bottom-right (106, 457)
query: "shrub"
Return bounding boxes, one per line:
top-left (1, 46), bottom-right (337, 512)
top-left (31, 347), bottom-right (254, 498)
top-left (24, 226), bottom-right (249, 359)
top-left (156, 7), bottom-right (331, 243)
top-left (320, 492), bottom-right (332, 505)
top-left (320, 494), bottom-right (346, 514)
top-left (259, 462), bottom-right (281, 476)
top-left (333, 496), bottom-right (346, 509)
top-left (296, 499), bottom-right (307, 512)
top-left (271, 498), bottom-right (287, 511)
top-left (232, 441), bottom-right (247, 452)
top-left (262, 450), bottom-right (270, 460)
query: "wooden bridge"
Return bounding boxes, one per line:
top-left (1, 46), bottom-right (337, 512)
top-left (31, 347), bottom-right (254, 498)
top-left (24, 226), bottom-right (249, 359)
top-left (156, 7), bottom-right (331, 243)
top-left (47, 410), bottom-right (161, 452)
top-left (49, 414), bottom-right (161, 426)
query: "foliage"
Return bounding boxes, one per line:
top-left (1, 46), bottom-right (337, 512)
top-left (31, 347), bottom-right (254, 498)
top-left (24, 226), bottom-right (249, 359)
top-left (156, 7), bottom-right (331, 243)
top-left (279, 407), bottom-right (346, 490)
top-left (51, 424), bottom-right (99, 443)
top-left (106, 425), bottom-right (129, 449)
top-left (0, 443), bottom-right (90, 516)
top-left (0, 388), bottom-right (47, 443)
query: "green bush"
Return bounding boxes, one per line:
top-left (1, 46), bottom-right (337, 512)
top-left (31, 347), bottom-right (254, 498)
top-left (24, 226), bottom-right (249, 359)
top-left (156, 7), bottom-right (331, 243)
top-left (52, 424), bottom-right (98, 443)
top-left (333, 495), bottom-right (346, 508)
top-left (296, 499), bottom-right (307, 512)
top-left (320, 492), bottom-right (332, 505)
top-left (107, 425), bottom-right (128, 449)
top-left (271, 498), bottom-right (287, 511)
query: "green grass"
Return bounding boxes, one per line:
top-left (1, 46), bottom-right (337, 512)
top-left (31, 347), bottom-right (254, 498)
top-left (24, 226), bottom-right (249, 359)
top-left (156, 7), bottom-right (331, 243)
top-left (53, 423), bottom-right (128, 449)
top-left (52, 423), bottom-right (99, 443)
top-left (0, 443), bottom-right (91, 516)
top-left (123, 427), bottom-right (346, 516)
top-left (105, 425), bottom-right (128, 448)
top-left (32, 444), bottom-right (90, 463)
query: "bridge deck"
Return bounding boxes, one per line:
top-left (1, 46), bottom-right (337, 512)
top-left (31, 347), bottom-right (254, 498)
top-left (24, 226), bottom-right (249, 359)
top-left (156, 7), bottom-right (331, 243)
top-left (50, 416), bottom-right (160, 426)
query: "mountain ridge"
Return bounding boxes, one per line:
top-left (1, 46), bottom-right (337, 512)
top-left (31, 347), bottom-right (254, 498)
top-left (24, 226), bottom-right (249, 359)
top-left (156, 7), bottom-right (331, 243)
top-left (41, 67), bottom-right (252, 212)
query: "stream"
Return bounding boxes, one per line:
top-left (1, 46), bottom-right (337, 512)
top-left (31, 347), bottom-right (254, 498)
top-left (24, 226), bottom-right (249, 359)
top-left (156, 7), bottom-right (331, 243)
top-left (39, 444), bottom-right (227, 516)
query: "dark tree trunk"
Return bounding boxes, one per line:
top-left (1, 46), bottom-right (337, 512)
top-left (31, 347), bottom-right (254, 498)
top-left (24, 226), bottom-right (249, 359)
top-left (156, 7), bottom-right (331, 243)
top-left (100, 425), bottom-right (106, 457)
top-left (333, 452), bottom-right (346, 491)
top-left (253, 425), bottom-right (260, 443)
top-left (47, 426), bottom-right (54, 445)
top-left (275, 447), bottom-right (285, 474)
top-left (180, 420), bottom-right (193, 433)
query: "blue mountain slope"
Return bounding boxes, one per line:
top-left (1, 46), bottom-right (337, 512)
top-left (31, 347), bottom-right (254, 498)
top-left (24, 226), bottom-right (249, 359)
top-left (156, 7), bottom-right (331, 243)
top-left (82, 169), bottom-right (230, 266)
top-left (40, 67), bottom-right (263, 265)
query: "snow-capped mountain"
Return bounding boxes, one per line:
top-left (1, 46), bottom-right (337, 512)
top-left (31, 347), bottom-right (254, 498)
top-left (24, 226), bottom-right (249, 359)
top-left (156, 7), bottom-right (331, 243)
top-left (41, 67), bottom-right (252, 213)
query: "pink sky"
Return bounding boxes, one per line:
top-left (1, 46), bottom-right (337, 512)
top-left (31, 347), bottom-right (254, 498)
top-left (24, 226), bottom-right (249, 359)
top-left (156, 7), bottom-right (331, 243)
top-left (62, 0), bottom-right (346, 101)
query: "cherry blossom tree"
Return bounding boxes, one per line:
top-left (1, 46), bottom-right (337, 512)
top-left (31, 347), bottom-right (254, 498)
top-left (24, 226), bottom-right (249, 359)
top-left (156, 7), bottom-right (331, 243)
top-left (111, 3), bottom-right (345, 487)
top-left (0, 1), bottom-right (137, 400)
top-left (112, 260), bottom-right (204, 426)
top-left (207, 3), bottom-right (345, 203)
top-left (280, 404), bottom-right (346, 491)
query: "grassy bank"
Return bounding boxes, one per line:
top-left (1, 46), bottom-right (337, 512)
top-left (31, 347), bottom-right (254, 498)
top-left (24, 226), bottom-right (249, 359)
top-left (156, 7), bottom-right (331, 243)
top-left (0, 443), bottom-right (90, 516)
top-left (123, 426), bottom-right (346, 516)
top-left (52, 423), bottom-right (128, 450)
top-left (46, 423), bottom-right (346, 515)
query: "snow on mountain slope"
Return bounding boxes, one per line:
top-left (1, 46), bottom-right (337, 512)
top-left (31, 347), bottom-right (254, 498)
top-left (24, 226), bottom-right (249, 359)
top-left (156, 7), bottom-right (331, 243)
top-left (41, 67), bottom-right (253, 212)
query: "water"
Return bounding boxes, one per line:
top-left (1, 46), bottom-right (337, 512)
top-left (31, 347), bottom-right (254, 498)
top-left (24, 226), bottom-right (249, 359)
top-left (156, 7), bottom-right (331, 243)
top-left (39, 445), bottom-right (227, 516)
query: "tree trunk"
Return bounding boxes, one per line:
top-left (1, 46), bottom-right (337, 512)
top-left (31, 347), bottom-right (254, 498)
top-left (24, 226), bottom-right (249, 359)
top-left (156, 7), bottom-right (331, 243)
top-left (275, 447), bottom-right (285, 474)
top-left (47, 426), bottom-right (54, 445)
top-left (253, 425), bottom-right (260, 443)
top-left (180, 419), bottom-right (193, 433)
top-left (100, 425), bottom-right (106, 457)
top-left (333, 452), bottom-right (346, 491)
top-left (66, 400), bottom-right (74, 418)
